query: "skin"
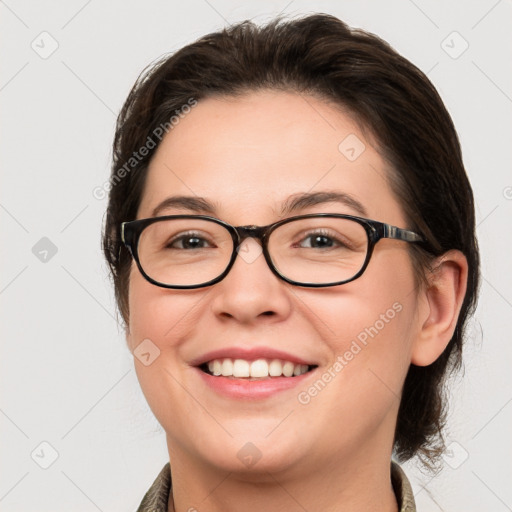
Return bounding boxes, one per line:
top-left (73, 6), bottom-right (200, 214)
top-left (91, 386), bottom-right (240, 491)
top-left (126, 90), bottom-right (468, 512)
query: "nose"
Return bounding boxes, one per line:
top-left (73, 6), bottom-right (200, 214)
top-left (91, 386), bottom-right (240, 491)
top-left (210, 237), bottom-right (293, 324)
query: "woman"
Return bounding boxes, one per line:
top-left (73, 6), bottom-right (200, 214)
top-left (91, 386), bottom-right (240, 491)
top-left (102, 13), bottom-right (479, 512)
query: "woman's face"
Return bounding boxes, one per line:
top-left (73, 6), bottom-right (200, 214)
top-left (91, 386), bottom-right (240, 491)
top-left (127, 90), bottom-right (423, 475)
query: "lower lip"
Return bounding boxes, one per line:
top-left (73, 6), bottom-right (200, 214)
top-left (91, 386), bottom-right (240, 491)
top-left (195, 367), bottom-right (316, 400)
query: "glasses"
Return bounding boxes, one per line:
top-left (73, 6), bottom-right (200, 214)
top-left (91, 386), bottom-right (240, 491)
top-left (120, 214), bottom-right (426, 289)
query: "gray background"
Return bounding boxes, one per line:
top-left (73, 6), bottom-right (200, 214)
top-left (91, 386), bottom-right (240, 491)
top-left (1, 0), bottom-right (511, 510)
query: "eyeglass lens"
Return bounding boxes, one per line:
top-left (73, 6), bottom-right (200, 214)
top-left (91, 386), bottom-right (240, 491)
top-left (136, 217), bottom-right (369, 287)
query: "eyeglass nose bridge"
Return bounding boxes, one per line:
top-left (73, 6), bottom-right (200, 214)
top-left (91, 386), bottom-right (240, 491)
top-left (228, 224), bottom-right (277, 278)
top-left (233, 224), bottom-right (269, 245)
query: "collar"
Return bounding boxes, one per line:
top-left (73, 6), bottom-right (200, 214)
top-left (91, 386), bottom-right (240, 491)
top-left (136, 460), bottom-right (416, 511)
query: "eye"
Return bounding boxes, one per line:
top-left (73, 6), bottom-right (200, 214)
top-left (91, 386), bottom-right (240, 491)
top-left (166, 231), bottom-right (214, 250)
top-left (297, 230), bottom-right (347, 249)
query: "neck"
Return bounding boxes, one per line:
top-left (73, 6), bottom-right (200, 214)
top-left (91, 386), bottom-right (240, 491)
top-left (166, 441), bottom-right (399, 512)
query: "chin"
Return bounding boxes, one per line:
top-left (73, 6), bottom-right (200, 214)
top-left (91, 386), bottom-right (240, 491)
top-left (185, 427), bottom-right (307, 476)
top-left (210, 445), bottom-right (301, 477)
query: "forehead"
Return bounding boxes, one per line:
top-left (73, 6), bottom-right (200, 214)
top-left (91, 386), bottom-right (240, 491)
top-left (138, 90), bottom-right (404, 225)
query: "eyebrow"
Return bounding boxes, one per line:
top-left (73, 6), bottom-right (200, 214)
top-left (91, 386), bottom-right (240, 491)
top-left (151, 191), bottom-right (368, 218)
top-left (280, 191), bottom-right (367, 217)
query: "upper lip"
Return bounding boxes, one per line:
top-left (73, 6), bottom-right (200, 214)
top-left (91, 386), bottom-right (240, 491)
top-left (189, 346), bottom-right (317, 367)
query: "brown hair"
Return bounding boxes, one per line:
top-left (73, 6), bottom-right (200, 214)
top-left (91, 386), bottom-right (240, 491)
top-left (102, 13), bottom-right (480, 468)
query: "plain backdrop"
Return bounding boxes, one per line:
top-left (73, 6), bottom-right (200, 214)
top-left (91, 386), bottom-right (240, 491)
top-left (1, 1), bottom-right (511, 510)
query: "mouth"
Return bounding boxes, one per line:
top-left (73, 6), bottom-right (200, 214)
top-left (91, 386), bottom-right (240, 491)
top-left (198, 358), bottom-right (317, 380)
top-left (190, 347), bottom-right (319, 399)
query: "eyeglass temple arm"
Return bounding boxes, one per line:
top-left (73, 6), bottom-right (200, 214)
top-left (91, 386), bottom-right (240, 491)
top-left (120, 222), bottom-right (134, 251)
top-left (119, 219), bottom-right (424, 247)
top-left (381, 223), bottom-right (424, 243)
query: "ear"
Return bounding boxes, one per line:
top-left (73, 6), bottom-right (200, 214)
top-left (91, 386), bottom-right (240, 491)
top-left (411, 250), bottom-right (468, 366)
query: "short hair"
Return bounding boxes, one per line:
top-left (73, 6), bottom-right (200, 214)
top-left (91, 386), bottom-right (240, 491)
top-left (102, 13), bottom-right (480, 468)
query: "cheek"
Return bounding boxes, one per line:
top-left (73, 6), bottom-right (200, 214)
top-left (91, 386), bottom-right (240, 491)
top-left (126, 269), bottom-right (206, 428)
top-left (291, 276), bottom-right (418, 458)
top-left (347, 248), bottom-right (418, 371)
top-left (307, 245), bottom-right (417, 348)
top-left (301, 248), bottom-right (418, 406)
top-left (308, 285), bottom-right (415, 384)
top-left (126, 267), bottom-right (199, 350)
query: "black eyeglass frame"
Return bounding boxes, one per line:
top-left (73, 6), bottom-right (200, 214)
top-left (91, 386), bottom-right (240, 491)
top-left (121, 213), bottom-right (428, 289)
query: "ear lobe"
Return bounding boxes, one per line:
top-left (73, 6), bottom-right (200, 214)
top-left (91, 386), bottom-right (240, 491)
top-left (411, 250), bottom-right (468, 367)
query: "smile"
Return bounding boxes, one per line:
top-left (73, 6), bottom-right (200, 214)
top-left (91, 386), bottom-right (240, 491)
top-left (191, 346), bottom-right (318, 399)
top-left (201, 358), bottom-right (314, 379)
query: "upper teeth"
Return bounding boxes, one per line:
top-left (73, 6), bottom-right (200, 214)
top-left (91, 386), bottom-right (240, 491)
top-left (207, 358), bottom-right (310, 378)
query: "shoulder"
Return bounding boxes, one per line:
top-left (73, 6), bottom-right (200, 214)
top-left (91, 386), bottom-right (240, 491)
top-left (391, 461), bottom-right (416, 512)
top-left (136, 462), bottom-right (172, 512)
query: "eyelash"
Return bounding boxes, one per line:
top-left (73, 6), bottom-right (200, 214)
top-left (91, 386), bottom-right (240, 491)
top-left (166, 229), bottom-right (349, 250)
